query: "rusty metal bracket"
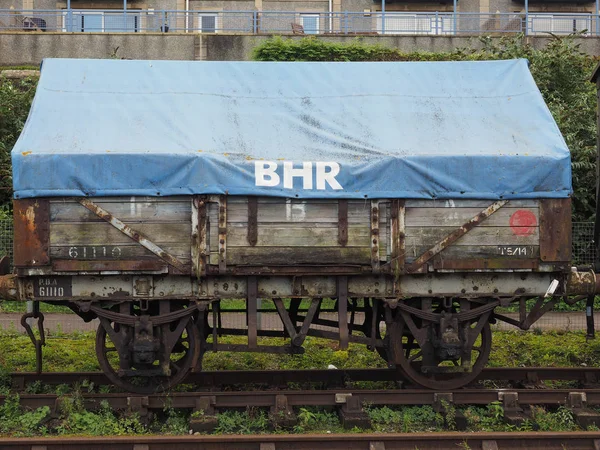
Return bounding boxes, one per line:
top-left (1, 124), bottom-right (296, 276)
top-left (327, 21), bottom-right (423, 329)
top-left (0, 274), bottom-right (18, 301)
top-left (21, 304), bottom-right (45, 373)
top-left (370, 200), bottom-right (380, 273)
top-left (193, 196), bottom-right (208, 277)
top-left (338, 200), bottom-right (348, 247)
top-left (247, 197), bottom-right (258, 246)
top-left (218, 196), bottom-right (227, 274)
top-left (0, 256), bottom-right (10, 276)
top-left (390, 199), bottom-right (405, 277)
top-left (13, 198), bottom-right (50, 267)
top-left (338, 276), bottom-right (349, 350)
top-left (248, 276), bottom-right (258, 349)
top-left (406, 200), bottom-right (508, 274)
top-left (519, 296), bottom-right (560, 330)
top-left (76, 198), bottom-right (187, 273)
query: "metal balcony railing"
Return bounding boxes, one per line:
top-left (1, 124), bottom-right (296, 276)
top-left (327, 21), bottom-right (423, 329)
top-left (0, 9), bottom-right (598, 35)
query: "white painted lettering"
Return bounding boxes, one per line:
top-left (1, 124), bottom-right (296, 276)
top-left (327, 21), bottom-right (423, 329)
top-left (255, 161), bottom-right (280, 187)
top-left (283, 162), bottom-right (313, 190)
top-left (254, 161), bottom-right (343, 190)
top-left (316, 162), bottom-right (343, 190)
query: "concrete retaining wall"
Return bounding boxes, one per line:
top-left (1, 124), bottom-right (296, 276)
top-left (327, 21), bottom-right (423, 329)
top-left (2, 32), bottom-right (600, 66)
top-left (0, 32), bottom-right (196, 66)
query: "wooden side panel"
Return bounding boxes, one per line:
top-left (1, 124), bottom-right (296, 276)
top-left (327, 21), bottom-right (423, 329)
top-left (49, 198), bottom-right (192, 270)
top-left (208, 198), bottom-right (383, 267)
top-left (539, 198), bottom-right (572, 262)
top-left (13, 198), bottom-right (50, 267)
top-left (404, 199), bottom-right (541, 268)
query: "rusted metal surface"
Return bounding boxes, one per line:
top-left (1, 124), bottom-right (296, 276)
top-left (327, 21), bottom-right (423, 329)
top-left (13, 198), bottom-right (50, 267)
top-left (218, 195), bottom-right (227, 274)
top-left (247, 196), bottom-right (258, 246)
top-left (52, 259), bottom-right (166, 272)
top-left (567, 269), bottom-right (599, 295)
top-left (194, 196), bottom-right (208, 277)
top-left (0, 256), bottom-right (9, 275)
top-left (248, 276), bottom-right (258, 349)
top-left (338, 199), bottom-right (348, 247)
top-left (432, 258), bottom-right (539, 270)
top-left (337, 276), bottom-right (349, 350)
top-left (390, 199), bottom-right (405, 276)
top-left (2, 432), bottom-right (600, 450)
top-left (0, 274), bottom-right (18, 300)
top-left (405, 200), bottom-right (509, 274)
top-left (76, 198), bottom-right (187, 273)
top-left (20, 306), bottom-right (45, 373)
top-left (540, 198), bottom-right (572, 262)
top-left (370, 200), bottom-right (380, 273)
top-left (219, 265), bottom-right (369, 276)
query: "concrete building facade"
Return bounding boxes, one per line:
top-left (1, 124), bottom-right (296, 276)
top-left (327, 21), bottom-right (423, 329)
top-left (0, 0), bottom-right (597, 35)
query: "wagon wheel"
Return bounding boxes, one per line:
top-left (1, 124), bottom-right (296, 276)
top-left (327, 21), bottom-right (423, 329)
top-left (96, 315), bottom-right (201, 394)
top-left (388, 300), bottom-right (492, 390)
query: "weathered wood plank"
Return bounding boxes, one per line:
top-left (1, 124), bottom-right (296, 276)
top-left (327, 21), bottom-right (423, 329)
top-left (226, 200), bottom-right (372, 223)
top-left (49, 196), bottom-right (190, 204)
top-left (405, 207), bottom-right (539, 227)
top-left (405, 226), bottom-right (539, 247)
top-left (50, 244), bottom-right (191, 261)
top-left (404, 245), bottom-right (540, 261)
top-left (405, 199), bottom-right (539, 208)
top-left (50, 200), bottom-right (191, 222)
top-left (432, 258), bottom-right (539, 270)
top-left (50, 222), bottom-right (192, 245)
top-left (226, 247), bottom-right (372, 265)
top-left (219, 225), bottom-right (372, 248)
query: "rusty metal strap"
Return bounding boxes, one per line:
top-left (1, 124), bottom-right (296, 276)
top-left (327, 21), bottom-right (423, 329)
top-left (90, 304), bottom-right (198, 326)
top-left (338, 200), bottom-right (348, 247)
top-left (76, 198), bottom-right (187, 273)
top-left (405, 200), bottom-right (508, 274)
top-left (21, 311), bottom-right (45, 373)
top-left (218, 196), bottom-right (227, 274)
top-left (247, 197), bottom-right (258, 246)
top-left (396, 300), bottom-right (499, 323)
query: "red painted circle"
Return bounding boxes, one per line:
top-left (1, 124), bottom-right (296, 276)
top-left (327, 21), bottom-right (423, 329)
top-left (509, 210), bottom-right (537, 236)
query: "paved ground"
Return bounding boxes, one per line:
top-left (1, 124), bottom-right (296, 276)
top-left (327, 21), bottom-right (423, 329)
top-left (0, 311), bottom-right (595, 335)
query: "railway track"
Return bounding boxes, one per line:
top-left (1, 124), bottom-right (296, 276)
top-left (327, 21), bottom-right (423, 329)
top-left (4, 387), bottom-right (600, 431)
top-left (6, 368), bottom-right (600, 432)
top-left (9, 367), bottom-right (600, 389)
top-left (1, 432), bottom-right (600, 449)
top-left (7, 388), bottom-right (600, 410)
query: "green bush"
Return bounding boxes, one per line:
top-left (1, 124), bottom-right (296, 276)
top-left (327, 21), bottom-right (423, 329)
top-left (0, 77), bottom-right (37, 209)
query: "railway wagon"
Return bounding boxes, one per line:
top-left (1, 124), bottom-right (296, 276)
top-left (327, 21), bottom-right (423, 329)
top-left (0, 58), bottom-right (597, 393)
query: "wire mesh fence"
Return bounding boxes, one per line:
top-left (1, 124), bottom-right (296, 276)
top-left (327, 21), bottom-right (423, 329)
top-left (0, 219), bottom-right (12, 268)
top-left (572, 222), bottom-right (596, 266)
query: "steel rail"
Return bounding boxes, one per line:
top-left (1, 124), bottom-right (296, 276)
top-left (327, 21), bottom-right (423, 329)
top-left (5, 389), bottom-right (600, 411)
top-left (1, 432), bottom-right (600, 449)
top-left (8, 367), bottom-right (600, 389)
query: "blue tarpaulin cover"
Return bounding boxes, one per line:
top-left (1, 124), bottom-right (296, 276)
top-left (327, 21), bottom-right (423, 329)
top-left (12, 58), bottom-right (571, 199)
